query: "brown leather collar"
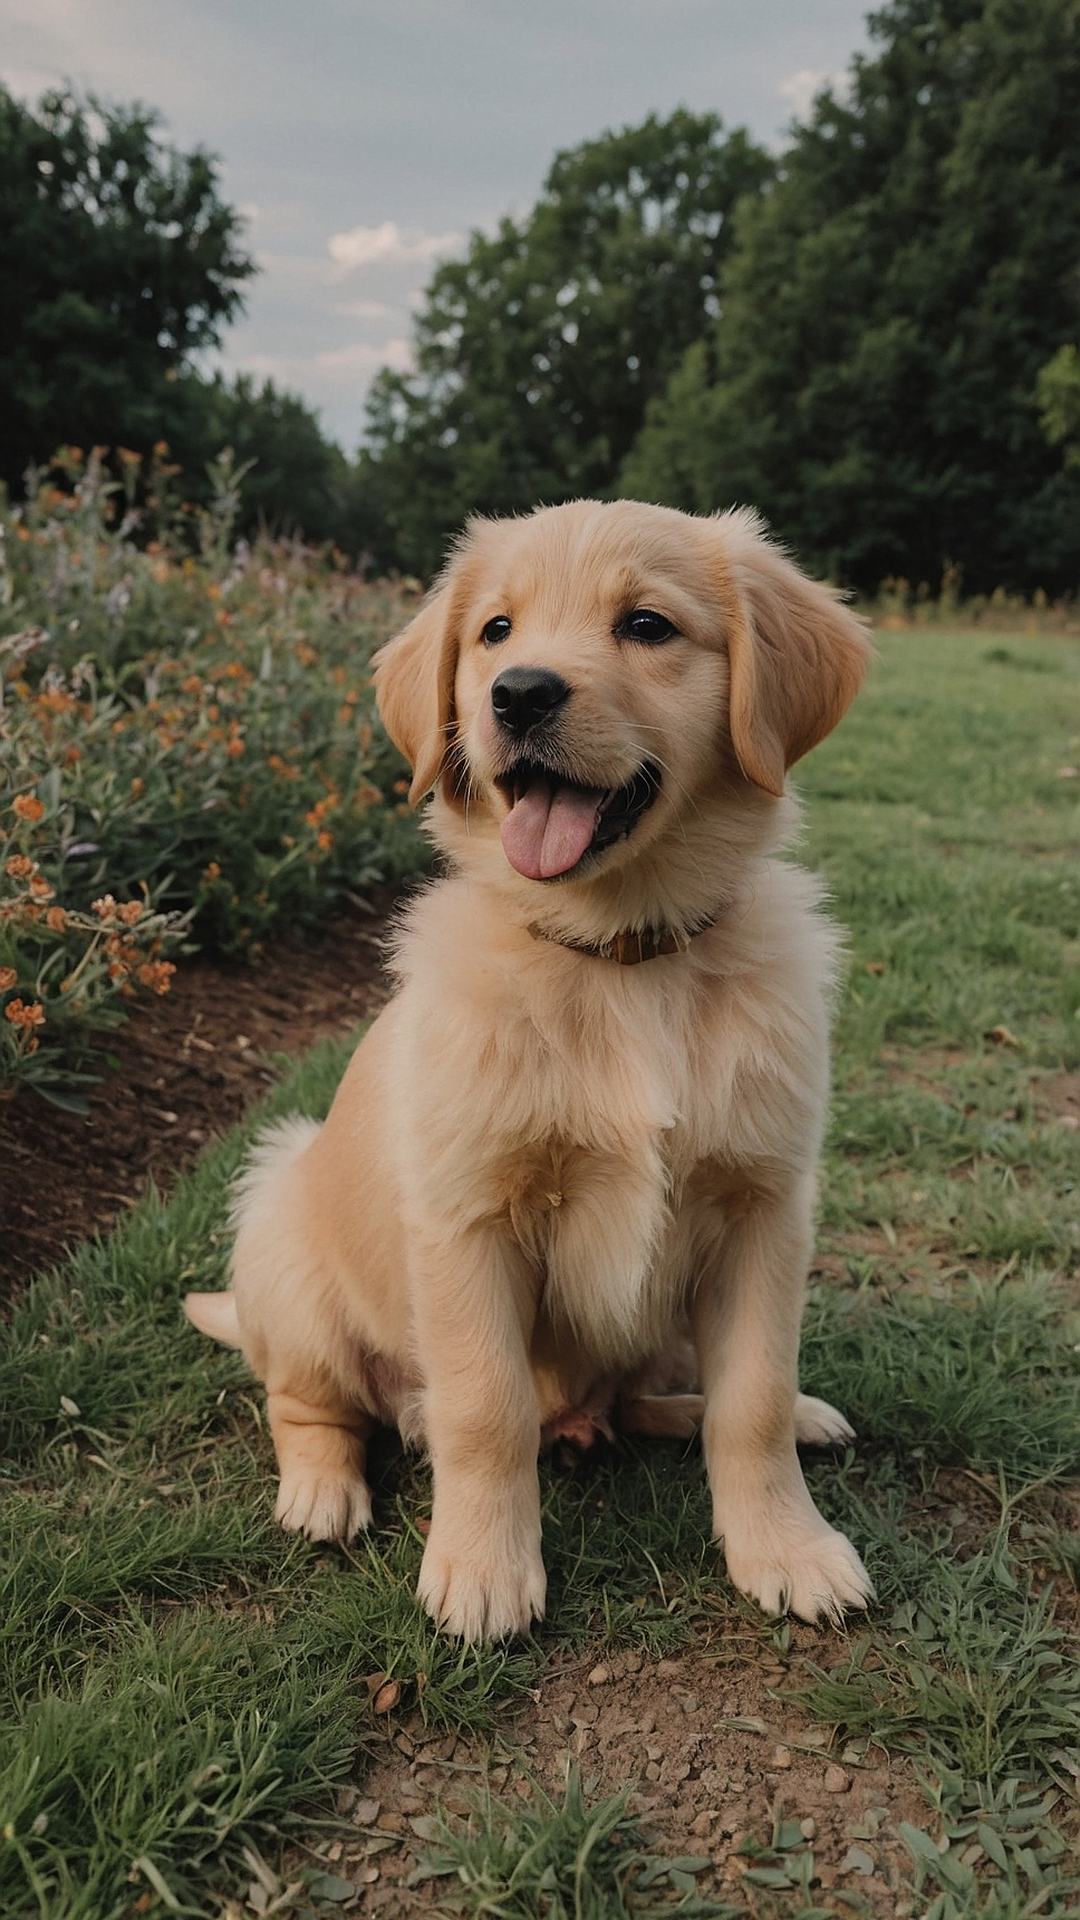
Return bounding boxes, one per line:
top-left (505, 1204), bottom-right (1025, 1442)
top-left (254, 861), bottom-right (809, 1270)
top-left (526, 912), bottom-right (720, 966)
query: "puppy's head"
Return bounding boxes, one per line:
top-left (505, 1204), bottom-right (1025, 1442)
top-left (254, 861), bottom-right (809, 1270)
top-left (375, 500), bottom-right (870, 908)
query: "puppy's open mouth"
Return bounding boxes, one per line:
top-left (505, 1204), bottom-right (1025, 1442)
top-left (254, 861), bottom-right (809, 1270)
top-left (495, 760), bottom-right (661, 881)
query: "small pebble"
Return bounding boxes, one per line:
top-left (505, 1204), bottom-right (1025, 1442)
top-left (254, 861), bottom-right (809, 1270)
top-left (771, 1745), bottom-right (792, 1769)
top-left (656, 1658), bottom-right (681, 1677)
top-left (800, 1817), bottom-right (817, 1840)
top-left (588, 1663), bottom-right (612, 1686)
top-left (824, 1764), bottom-right (850, 1794)
top-left (689, 1810), bottom-right (713, 1837)
top-left (352, 1798), bottom-right (381, 1826)
top-left (376, 1811), bottom-right (407, 1833)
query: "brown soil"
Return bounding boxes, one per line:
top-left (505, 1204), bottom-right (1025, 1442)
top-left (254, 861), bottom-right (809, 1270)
top-left (296, 1637), bottom-right (929, 1917)
top-left (0, 885), bottom-right (406, 1297)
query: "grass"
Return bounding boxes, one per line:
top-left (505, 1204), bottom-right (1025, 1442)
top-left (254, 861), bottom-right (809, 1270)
top-left (1, 627), bottom-right (1079, 1915)
top-left (410, 1769), bottom-right (730, 1917)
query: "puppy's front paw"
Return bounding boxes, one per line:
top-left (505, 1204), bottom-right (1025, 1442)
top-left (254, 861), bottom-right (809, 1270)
top-left (417, 1532), bottom-right (546, 1642)
top-left (275, 1466), bottom-right (372, 1543)
top-left (794, 1392), bottom-right (856, 1447)
top-left (722, 1511), bottom-right (873, 1625)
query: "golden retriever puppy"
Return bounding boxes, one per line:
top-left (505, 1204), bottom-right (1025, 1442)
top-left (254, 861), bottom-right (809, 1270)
top-left (185, 498), bottom-right (874, 1641)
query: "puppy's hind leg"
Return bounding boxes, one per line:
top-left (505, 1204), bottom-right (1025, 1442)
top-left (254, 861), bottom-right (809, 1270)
top-left (268, 1390), bottom-right (374, 1543)
top-left (794, 1392), bottom-right (855, 1448)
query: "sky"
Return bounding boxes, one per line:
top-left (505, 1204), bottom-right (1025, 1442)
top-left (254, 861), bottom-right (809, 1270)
top-left (0, 0), bottom-right (874, 451)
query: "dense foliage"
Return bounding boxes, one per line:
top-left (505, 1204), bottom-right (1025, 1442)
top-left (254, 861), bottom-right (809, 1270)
top-left (0, 450), bottom-right (421, 1105)
top-left (0, 88), bottom-right (352, 545)
top-left (358, 110), bottom-right (772, 576)
top-left (622, 0), bottom-right (1080, 594)
top-left (6, 1), bottom-right (1080, 590)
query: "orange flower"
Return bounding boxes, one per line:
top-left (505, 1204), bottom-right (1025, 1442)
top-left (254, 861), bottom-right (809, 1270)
top-left (5, 855), bottom-right (33, 880)
top-left (226, 735), bottom-right (245, 758)
top-left (316, 830), bottom-right (333, 852)
top-left (4, 998), bottom-right (45, 1030)
top-left (201, 861), bottom-right (222, 882)
top-left (137, 960), bottom-right (176, 994)
top-left (118, 900), bottom-right (145, 926)
top-left (0, 966), bottom-right (17, 991)
top-left (45, 906), bottom-right (67, 932)
top-left (63, 744), bottom-right (82, 767)
top-left (304, 793), bottom-right (338, 828)
top-left (12, 793), bottom-right (44, 822)
top-left (131, 776), bottom-right (145, 798)
top-left (92, 894), bottom-right (117, 919)
top-left (29, 875), bottom-right (54, 901)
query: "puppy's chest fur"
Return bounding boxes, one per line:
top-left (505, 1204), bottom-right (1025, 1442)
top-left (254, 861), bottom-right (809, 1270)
top-left (496, 977), bottom-right (803, 1359)
top-left (397, 885), bottom-right (828, 1367)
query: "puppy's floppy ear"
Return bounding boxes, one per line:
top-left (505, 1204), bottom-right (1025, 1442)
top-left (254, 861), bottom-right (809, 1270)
top-left (373, 586), bottom-right (458, 805)
top-left (710, 509), bottom-right (872, 797)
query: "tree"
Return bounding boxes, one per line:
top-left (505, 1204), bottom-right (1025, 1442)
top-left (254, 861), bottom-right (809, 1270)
top-left (1037, 342), bottom-right (1080, 471)
top-left (622, 0), bottom-right (1080, 596)
top-left (180, 374), bottom-right (353, 546)
top-left (0, 86), bottom-right (254, 494)
top-left (358, 110), bottom-right (772, 576)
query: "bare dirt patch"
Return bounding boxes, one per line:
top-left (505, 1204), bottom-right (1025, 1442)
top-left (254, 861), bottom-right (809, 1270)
top-left (1033, 1068), bottom-right (1080, 1131)
top-left (0, 885), bottom-right (406, 1296)
top-left (311, 1638), bottom-right (929, 1915)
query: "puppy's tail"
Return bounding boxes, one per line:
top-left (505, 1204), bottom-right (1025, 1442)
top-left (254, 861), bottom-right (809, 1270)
top-left (184, 1289), bottom-right (242, 1348)
top-left (186, 1116), bottom-right (323, 1352)
top-left (618, 1391), bottom-right (704, 1440)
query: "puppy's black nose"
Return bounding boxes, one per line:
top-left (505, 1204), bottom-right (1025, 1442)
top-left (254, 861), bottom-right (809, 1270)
top-left (490, 666), bottom-right (571, 737)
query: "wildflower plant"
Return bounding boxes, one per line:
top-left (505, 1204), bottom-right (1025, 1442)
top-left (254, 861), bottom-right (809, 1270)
top-left (0, 811), bottom-right (190, 1110)
top-left (0, 446), bottom-right (426, 1101)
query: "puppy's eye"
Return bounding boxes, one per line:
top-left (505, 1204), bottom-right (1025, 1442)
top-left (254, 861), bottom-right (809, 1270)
top-left (615, 608), bottom-right (678, 645)
top-left (481, 616), bottom-right (512, 646)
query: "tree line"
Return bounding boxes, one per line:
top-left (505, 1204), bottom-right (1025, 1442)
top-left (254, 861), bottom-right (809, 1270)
top-left (4, 0), bottom-right (1080, 593)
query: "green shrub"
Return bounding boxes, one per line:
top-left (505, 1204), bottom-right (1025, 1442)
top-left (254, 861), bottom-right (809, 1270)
top-left (0, 448), bottom-right (427, 1102)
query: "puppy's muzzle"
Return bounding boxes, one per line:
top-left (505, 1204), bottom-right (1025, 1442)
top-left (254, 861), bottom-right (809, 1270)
top-left (491, 667), bottom-right (571, 740)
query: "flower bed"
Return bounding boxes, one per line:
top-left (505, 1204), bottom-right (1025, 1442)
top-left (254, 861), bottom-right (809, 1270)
top-left (1, 450), bottom-right (425, 1104)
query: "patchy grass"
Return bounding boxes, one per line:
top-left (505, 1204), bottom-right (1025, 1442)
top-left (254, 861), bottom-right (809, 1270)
top-left (411, 1769), bottom-right (729, 1918)
top-left (1, 627), bottom-right (1079, 1915)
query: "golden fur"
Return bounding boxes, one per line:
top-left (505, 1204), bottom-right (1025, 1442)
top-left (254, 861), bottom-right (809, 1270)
top-left (185, 498), bottom-right (875, 1640)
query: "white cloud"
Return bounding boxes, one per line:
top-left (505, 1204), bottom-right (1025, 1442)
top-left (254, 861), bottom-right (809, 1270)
top-left (333, 297), bottom-right (395, 320)
top-left (316, 337), bottom-right (413, 379)
top-left (228, 336), bottom-right (413, 392)
top-left (327, 219), bottom-right (462, 274)
top-left (777, 67), bottom-right (840, 118)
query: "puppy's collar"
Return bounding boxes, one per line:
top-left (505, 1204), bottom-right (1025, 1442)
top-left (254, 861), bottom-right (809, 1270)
top-left (526, 911), bottom-right (720, 966)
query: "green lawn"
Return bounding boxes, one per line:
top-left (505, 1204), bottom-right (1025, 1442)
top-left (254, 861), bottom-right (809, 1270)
top-left (1, 629), bottom-right (1078, 1918)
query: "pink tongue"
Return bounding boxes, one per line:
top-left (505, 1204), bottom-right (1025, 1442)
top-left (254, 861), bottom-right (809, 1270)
top-left (500, 780), bottom-right (604, 880)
